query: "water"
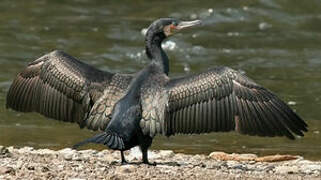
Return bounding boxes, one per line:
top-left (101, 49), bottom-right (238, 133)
top-left (0, 0), bottom-right (320, 160)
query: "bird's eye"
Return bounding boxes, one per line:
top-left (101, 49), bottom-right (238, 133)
top-left (172, 22), bottom-right (178, 26)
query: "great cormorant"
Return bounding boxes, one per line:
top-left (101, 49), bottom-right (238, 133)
top-left (6, 18), bottom-right (308, 165)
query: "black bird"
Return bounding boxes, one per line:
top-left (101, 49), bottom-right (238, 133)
top-left (6, 18), bottom-right (307, 165)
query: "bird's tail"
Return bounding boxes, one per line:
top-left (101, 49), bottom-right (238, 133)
top-left (73, 131), bottom-right (125, 150)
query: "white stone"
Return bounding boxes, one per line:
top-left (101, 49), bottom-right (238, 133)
top-left (58, 148), bottom-right (77, 161)
top-left (35, 149), bottom-right (56, 155)
top-left (63, 153), bottom-right (73, 161)
top-left (159, 150), bottom-right (175, 158)
top-left (303, 164), bottom-right (321, 171)
top-left (128, 147), bottom-right (141, 161)
top-left (19, 147), bottom-right (34, 153)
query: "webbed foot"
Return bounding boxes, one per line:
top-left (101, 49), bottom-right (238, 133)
top-left (142, 160), bottom-right (156, 166)
top-left (121, 160), bottom-right (129, 165)
top-left (120, 150), bottom-right (128, 165)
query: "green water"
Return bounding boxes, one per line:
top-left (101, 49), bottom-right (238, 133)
top-left (0, 0), bottom-right (320, 160)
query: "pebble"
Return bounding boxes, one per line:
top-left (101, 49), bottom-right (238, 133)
top-left (104, 154), bottom-right (116, 163)
top-left (275, 166), bottom-right (299, 174)
top-left (18, 146), bottom-right (34, 153)
top-left (159, 150), bottom-right (174, 158)
top-left (0, 146), bottom-right (9, 155)
top-left (63, 153), bottom-right (73, 161)
top-left (0, 166), bottom-right (14, 175)
top-left (0, 146), bottom-right (320, 179)
top-left (79, 149), bottom-right (97, 154)
top-left (34, 149), bottom-right (56, 155)
top-left (302, 164), bottom-right (321, 174)
top-left (58, 148), bottom-right (78, 161)
top-left (115, 165), bottom-right (135, 174)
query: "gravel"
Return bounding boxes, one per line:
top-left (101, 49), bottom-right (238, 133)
top-left (0, 145), bottom-right (320, 179)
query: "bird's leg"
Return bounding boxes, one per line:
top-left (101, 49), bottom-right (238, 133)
top-left (120, 150), bottom-right (128, 165)
top-left (142, 148), bottom-right (149, 164)
top-left (138, 134), bottom-right (155, 165)
top-left (139, 141), bottom-right (156, 166)
top-left (141, 147), bottom-right (155, 166)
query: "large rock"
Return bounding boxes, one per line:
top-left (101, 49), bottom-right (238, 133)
top-left (256, 155), bottom-right (298, 162)
top-left (209, 152), bottom-right (298, 162)
top-left (209, 152), bottom-right (257, 161)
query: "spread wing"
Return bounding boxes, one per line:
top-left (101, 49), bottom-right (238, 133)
top-left (6, 50), bottom-right (132, 131)
top-left (148, 66), bottom-right (307, 139)
top-left (85, 73), bottom-right (133, 131)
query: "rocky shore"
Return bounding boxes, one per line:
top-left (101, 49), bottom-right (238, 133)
top-left (0, 146), bottom-right (320, 180)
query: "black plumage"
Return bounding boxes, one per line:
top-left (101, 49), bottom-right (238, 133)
top-left (6, 18), bottom-right (307, 165)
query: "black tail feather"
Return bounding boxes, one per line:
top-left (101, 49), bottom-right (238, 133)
top-left (73, 132), bottom-right (125, 150)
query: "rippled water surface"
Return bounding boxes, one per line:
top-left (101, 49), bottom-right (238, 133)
top-left (1, 0), bottom-right (320, 160)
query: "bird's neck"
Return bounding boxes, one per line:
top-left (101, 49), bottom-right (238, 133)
top-left (145, 33), bottom-right (169, 75)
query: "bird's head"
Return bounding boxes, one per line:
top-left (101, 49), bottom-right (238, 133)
top-left (146, 18), bottom-right (202, 39)
top-left (145, 18), bottom-right (201, 73)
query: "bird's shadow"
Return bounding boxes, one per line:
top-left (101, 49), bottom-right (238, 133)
top-left (111, 161), bottom-right (181, 167)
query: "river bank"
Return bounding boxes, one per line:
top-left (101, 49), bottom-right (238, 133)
top-left (0, 146), bottom-right (320, 179)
